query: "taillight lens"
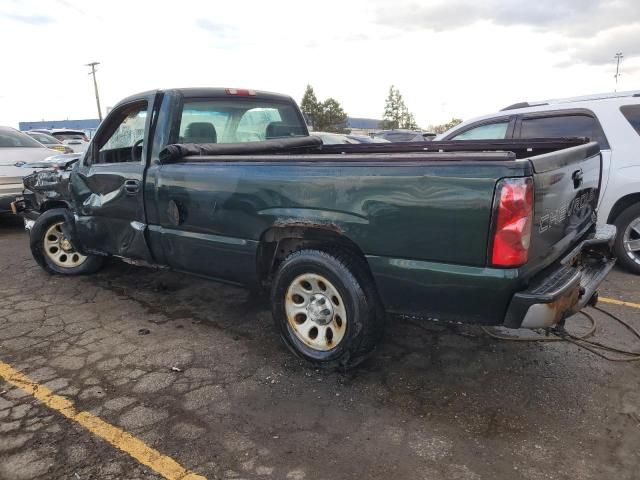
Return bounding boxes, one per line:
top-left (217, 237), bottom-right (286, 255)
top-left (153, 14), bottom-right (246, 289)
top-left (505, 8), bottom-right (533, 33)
top-left (82, 135), bottom-right (89, 142)
top-left (491, 177), bottom-right (534, 267)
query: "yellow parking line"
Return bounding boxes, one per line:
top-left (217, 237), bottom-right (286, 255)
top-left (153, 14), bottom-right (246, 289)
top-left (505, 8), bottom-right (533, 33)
top-left (0, 361), bottom-right (206, 480)
top-left (599, 296), bottom-right (640, 310)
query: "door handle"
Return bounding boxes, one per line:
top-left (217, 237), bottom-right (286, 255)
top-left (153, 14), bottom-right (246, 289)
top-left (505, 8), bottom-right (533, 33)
top-left (124, 179), bottom-right (140, 195)
top-left (572, 169), bottom-right (584, 189)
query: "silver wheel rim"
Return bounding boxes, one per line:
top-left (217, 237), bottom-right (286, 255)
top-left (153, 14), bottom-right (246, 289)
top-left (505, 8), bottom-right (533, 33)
top-left (623, 217), bottom-right (640, 265)
top-left (43, 221), bottom-right (87, 268)
top-left (285, 273), bottom-right (347, 351)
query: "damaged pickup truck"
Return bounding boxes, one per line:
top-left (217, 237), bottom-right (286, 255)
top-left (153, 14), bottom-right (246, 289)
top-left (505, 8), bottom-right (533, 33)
top-left (15, 87), bottom-right (616, 368)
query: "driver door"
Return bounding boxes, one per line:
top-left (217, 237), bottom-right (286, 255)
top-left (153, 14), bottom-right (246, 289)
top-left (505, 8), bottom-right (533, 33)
top-left (70, 96), bottom-right (154, 261)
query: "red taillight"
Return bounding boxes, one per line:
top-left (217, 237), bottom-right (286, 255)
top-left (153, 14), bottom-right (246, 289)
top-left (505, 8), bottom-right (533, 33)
top-left (491, 177), bottom-right (534, 267)
top-left (225, 88), bottom-right (256, 96)
top-left (82, 135), bottom-right (89, 142)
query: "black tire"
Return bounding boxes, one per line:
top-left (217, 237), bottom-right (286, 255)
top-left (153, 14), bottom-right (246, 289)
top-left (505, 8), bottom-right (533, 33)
top-left (30, 208), bottom-right (105, 275)
top-left (271, 248), bottom-right (385, 369)
top-left (613, 203), bottom-right (640, 275)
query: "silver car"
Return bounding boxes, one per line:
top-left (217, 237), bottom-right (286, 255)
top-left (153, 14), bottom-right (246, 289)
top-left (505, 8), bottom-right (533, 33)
top-left (0, 127), bottom-right (59, 215)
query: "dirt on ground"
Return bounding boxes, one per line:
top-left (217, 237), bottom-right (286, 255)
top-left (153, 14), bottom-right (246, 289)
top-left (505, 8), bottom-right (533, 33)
top-left (1, 217), bottom-right (639, 480)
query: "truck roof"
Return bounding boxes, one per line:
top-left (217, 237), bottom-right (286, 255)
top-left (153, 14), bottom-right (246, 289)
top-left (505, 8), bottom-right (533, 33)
top-left (115, 88), bottom-right (297, 108)
top-left (501, 90), bottom-right (640, 111)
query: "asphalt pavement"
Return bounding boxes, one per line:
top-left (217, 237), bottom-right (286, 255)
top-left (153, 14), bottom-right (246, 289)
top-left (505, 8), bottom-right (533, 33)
top-left (1, 217), bottom-right (639, 480)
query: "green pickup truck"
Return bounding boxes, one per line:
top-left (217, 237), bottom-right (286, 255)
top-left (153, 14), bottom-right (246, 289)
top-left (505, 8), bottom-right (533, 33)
top-left (16, 88), bottom-right (616, 368)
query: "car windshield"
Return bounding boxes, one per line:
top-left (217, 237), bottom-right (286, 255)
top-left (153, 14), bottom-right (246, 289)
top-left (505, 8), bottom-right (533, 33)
top-left (27, 132), bottom-right (62, 144)
top-left (0, 129), bottom-right (43, 148)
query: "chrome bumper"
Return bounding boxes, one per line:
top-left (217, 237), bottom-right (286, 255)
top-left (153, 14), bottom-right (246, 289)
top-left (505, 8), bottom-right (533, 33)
top-left (504, 224), bottom-right (616, 329)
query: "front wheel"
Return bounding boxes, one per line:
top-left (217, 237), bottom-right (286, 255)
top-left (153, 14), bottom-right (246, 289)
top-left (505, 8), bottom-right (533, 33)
top-left (613, 203), bottom-right (640, 275)
top-left (30, 209), bottom-right (105, 275)
top-left (271, 249), bottom-right (384, 369)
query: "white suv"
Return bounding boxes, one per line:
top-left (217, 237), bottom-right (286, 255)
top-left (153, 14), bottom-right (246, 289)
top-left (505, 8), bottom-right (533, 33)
top-left (438, 91), bottom-right (640, 273)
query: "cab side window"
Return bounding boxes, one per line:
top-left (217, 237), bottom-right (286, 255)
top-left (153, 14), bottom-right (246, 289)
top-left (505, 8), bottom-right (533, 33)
top-left (93, 102), bottom-right (148, 164)
top-left (452, 122), bottom-right (509, 140)
top-left (519, 114), bottom-right (609, 149)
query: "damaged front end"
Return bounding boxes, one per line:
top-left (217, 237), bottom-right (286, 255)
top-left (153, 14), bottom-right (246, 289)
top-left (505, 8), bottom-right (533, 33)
top-left (12, 154), bottom-right (80, 225)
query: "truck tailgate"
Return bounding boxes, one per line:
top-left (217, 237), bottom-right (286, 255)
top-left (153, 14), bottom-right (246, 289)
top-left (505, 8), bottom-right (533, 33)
top-left (526, 141), bottom-right (602, 272)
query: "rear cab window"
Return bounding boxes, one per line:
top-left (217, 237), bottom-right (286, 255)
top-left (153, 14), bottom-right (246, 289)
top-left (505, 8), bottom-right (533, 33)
top-left (518, 113), bottom-right (609, 149)
top-left (620, 105), bottom-right (640, 135)
top-left (178, 98), bottom-right (307, 144)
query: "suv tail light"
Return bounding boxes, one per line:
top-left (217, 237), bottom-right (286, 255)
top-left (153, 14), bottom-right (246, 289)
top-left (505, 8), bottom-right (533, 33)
top-left (490, 177), bottom-right (534, 267)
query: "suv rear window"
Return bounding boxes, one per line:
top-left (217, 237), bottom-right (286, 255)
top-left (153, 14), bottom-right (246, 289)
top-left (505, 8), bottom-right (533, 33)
top-left (519, 114), bottom-right (609, 149)
top-left (620, 105), bottom-right (640, 135)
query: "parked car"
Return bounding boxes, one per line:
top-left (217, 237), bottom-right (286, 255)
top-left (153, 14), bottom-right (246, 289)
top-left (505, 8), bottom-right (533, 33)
top-left (0, 127), bottom-right (59, 215)
top-left (25, 131), bottom-right (74, 154)
top-left (438, 90), bottom-right (640, 274)
top-left (373, 129), bottom-right (434, 142)
top-left (49, 129), bottom-right (90, 153)
top-left (310, 132), bottom-right (359, 145)
top-left (311, 132), bottom-right (391, 144)
top-left (15, 88), bottom-right (615, 368)
top-left (346, 134), bottom-right (390, 143)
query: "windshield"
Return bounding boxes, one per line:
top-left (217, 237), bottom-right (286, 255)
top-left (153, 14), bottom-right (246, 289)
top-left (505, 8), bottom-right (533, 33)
top-left (27, 132), bottom-right (62, 144)
top-left (0, 129), bottom-right (43, 148)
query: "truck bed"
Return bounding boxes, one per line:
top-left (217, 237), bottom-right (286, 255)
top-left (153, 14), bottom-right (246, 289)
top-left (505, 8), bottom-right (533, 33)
top-left (159, 137), bottom-right (590, 164)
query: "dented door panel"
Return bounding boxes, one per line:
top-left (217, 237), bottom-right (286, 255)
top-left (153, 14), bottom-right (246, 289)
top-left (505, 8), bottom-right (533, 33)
top-left (69, 93), bottom-right (158, 262)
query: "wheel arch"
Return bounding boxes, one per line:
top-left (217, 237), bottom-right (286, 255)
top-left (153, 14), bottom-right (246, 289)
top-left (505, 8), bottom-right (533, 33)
top-left (256, 224), bottom-right (372, 284)
top-left (606, 192), bottom-right (640, 224)
top-left (39, 200), bottom-right (72, 212)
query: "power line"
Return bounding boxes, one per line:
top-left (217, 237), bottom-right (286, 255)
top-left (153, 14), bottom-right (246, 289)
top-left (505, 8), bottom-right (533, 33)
top-left (86, 62), bottom-right (103, 121)
top-left (614, 52), bottom-right (623, 92)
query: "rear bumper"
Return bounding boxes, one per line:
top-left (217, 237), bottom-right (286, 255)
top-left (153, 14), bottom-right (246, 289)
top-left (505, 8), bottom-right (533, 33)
top-left (503, 224), bottom-right (616, 329)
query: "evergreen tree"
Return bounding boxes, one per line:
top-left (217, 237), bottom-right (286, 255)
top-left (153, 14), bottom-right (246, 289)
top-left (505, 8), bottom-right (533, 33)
top-left (380, 85), bottom-right (419, 130)
top-left (318, 98), bottom-right (348, 133)
top-left (300, 85), bottom-right (349, 132)
top-left (300, 84), bottom-right (321, 129)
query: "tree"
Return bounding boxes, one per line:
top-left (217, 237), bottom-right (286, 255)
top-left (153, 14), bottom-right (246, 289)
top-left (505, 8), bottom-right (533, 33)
top-left (401, 108), bottom-right (418, 130)
top-left (300, 84), bottom-right (321, 129)
top-left (429, 118), bottom-right (463, 134)
top-left (317, 98), bottom-right (348, 133)
top-left (300, 85), bottom-right (349, 133)
top-left (380, 85), bottom-right (419, 130)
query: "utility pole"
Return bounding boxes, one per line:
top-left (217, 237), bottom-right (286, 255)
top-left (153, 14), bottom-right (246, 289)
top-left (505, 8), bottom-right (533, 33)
top-left (86, 62), bottom-right (103, 121)
top-left (614, 52), bottom-right (623, 91)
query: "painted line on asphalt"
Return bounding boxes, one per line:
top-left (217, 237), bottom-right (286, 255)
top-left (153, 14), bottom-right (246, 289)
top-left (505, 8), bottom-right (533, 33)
top-left (0, 360), bottom-right (206, 480)
top-left (599, 296), bottom-right (640, 310)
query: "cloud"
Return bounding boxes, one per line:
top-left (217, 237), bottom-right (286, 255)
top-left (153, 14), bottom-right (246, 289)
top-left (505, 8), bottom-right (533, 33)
top-left (376, 0), bottom-right (637, 34)
top-left (195, 19), bottom-right (235, 36)
top-left (1, 12), bottom-right (54, 25)
top-left (375, 0), bottom-right (640, 65)
top-left (566, 24), bottom-right (640, 66)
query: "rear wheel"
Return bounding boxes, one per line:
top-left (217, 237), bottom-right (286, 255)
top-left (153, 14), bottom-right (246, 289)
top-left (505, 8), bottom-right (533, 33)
top-left (30, 209), bottom-right (105, 275)
top-left (613, 203), bottom-right (640, 274)
top-left (271, 249), bottom-right (384, 369)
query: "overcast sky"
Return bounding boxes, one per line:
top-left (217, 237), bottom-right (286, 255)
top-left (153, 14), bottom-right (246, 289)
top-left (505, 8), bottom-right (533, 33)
top-left (1, 0), bottom-right (638, 129)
